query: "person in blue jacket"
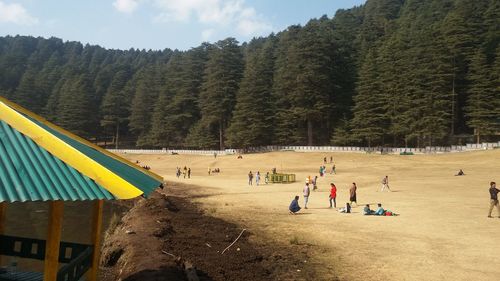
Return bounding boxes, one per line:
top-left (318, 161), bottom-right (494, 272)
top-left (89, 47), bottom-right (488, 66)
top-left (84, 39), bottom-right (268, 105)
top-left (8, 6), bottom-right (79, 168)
top-left (289, 196), bottom-right (301, 214)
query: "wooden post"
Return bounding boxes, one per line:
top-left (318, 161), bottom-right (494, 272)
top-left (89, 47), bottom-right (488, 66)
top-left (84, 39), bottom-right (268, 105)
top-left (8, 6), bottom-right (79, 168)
top-left (88, 200), bottom-right (104, 281)
top-left (0, 202), bottom-right (6, 266)
top-left (44, 201), bottom-right (64, 281)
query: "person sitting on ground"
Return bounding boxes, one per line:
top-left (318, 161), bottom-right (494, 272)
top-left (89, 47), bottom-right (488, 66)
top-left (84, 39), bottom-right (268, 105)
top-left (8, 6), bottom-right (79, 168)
top-left (338, 203), bottom-right (351, 213)
top-left (374, 203), bottom-right (385, 216)
top-left (237, 155), bottom-right (243, 159)
top-left (363, 204), bottom-right (375, 215)
top-left (455, 169), bottom-right (465, 176)
top-left (289, 196), bottom-right (301, 214)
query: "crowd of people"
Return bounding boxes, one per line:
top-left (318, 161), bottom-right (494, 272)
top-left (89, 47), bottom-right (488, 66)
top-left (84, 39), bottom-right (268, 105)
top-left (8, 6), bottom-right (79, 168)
top-left (289, 155), bottom-right (398, 216)
top-left (167, 154), bottom-right (495, 219)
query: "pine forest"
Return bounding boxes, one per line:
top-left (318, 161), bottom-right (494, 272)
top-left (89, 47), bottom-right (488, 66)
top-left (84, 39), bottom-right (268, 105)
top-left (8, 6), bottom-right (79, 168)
top-left (1, 0), bottom-right (499, 149)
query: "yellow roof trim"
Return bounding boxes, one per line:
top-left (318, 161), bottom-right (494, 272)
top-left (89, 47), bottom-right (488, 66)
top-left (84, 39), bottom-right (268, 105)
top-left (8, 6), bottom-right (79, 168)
top-left (0, 101), bottom-right (143, 199)
top-left (0, 96), bottom-right (163, 182)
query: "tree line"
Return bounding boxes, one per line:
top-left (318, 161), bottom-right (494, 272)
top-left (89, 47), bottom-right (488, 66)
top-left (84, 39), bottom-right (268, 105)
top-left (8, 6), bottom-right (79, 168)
top-left (0, 0), bottom-right (499, 149)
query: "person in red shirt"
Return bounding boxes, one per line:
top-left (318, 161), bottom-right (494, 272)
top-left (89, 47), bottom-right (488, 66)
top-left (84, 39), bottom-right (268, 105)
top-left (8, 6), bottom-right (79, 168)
top-left (329, 183), bottom-right (337, 208)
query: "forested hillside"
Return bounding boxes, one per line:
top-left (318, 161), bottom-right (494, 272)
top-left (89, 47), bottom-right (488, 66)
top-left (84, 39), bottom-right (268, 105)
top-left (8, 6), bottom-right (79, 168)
top-left (1, 0), bottom-right (499, 149)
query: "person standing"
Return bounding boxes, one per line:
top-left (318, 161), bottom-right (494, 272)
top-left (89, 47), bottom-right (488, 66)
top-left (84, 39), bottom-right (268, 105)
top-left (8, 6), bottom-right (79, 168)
top-left (265, 172), bottom-right (270, 184)
top-left (381, 175), bottom-right (391, 192)
top-left (349, 182), bottom-right (357, 206)
top-left (488, 181), bottom-right (500, 218)
top-left (256, 171), bottom-right (261, 186)
top-left (331, 164), bottom-right (336, 174)
top-left (330, 156), bottom-right (333, 163)
top-left (248, 171), bottom-right (253, 186)
top-left (329, 183), bottom-right (337, 208)
top-left (323, 157), bottom-right (327, 164)
top-left (187, 168), bottom-right (191, 179)
top-left (183, 166), bottom-right (187, 178)
top-left (303, 183), bottom-right (311, 209)
top-left (313, 176), bottom-right (318, 191)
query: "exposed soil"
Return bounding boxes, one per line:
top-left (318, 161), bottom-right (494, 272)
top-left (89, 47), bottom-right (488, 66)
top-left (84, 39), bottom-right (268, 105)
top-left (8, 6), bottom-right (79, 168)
top-left (99, 182), bottom-right (315, 281)
top-left (120, 150), bottom-right (500, 281)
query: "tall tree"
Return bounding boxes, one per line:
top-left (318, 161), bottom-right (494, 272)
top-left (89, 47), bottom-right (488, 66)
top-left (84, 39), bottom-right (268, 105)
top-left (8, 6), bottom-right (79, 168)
top-left (350, 50), bottom-right (387, 147)
top-left (227, 36), bottom-right (277, 148)
top-left (465, 49), bottom-right (498, 143)
top-left (55, 74), bottom-right (94, 136)
top-left (129, 65), bottom-right (162, 144)
top-left (192, 38), bottom-right (243, 150)
top-left (100, 68), bottom-right (132, 148)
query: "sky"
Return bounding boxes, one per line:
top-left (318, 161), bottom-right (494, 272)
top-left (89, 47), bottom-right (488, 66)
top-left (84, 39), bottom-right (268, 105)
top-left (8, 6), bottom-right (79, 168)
top-left (0, 0), bottom-right (366, 51)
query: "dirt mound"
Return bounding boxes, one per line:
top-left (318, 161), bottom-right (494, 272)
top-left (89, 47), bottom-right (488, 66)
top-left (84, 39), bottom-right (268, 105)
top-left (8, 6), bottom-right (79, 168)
top-left (100, 185), bottom-right (314, 281)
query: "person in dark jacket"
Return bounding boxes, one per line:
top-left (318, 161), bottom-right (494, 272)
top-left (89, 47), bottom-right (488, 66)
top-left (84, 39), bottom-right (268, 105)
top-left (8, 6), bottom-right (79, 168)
top-left (289, 196), bottom-right (301, 214)
top-left (349, 182), bottom-right (357, 206)
top-left (488, 181), bottom-right (500, 218)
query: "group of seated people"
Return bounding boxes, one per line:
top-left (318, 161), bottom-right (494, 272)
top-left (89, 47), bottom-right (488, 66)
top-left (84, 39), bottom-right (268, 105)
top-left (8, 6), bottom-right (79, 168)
top-left (363, 203), bottom-right (396, 216)
top-left (212, 168), bottom-right (221, 173)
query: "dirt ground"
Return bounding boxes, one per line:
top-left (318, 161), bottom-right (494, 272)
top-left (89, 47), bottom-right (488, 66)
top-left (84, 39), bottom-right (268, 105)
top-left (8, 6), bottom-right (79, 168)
top-left (100, 183), bottom-right (314, 281)
top-left (125, 149), bottom-right (500, 281)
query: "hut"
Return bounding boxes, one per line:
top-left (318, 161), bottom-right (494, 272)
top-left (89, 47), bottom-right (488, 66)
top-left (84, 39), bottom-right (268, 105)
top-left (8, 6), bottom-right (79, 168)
top-left (0, 97), bottom-right (163, 281)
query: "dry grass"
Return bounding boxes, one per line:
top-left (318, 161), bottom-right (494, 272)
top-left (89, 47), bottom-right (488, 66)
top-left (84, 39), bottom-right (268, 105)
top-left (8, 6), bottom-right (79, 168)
top-left (124, 149), bottom-right (500, 281)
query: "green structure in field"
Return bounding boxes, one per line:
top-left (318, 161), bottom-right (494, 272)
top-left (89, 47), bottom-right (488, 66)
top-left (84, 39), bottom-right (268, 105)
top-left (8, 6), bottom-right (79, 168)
top-left (270, 173), bottom-right (296, 183)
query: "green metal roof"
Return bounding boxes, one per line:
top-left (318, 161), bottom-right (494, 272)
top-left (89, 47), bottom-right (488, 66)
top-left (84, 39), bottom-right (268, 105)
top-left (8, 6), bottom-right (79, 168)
top-left (0, 120), bottom-right (115, 202)
top-left (24, 114), bottom-right (160, 197)
top-left (0, 97), bottom-right (164, 203)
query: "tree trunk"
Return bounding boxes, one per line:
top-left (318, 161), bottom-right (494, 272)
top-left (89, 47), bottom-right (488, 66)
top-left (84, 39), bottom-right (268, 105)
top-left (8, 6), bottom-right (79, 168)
top-left (476, 129), bottom-right (480, 144)
top-left (115, 122), bottom-right (120, 149)
top-left (451, 58), bottom-right (456, 136)
top-left (307, 119), bottom-right (313, 146)
top-left (219, 120), bottom-right (225, 151)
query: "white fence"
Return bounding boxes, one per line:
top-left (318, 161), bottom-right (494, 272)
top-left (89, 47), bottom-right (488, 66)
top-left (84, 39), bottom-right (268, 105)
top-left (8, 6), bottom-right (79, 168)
top-left (107, 141), bottom-right (500, 155)
top-left (109, 148), bottom-right (235, 155)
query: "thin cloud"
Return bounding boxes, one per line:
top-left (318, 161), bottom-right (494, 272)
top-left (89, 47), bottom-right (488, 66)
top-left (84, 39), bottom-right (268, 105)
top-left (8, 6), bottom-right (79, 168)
top-left (201, 28), bottom-right (215, 41)
top-left (153, 0), bottom-right (272, 37)
top-left (0, 1), bottom-right (38, 25)
top-left (113, 0), bottom-right (139, 14)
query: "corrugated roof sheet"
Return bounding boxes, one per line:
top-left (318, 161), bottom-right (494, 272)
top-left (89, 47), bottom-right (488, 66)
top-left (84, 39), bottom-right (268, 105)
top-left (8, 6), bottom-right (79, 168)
top-left (0, 97), bottom-right (163, 202)
top-left (0, 120), bottom-right (115, 202)
top-left (25, 115), bottom-right (160, 197)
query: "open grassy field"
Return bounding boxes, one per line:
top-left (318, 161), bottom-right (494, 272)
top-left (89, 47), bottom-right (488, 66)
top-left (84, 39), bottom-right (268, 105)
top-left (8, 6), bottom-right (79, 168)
top-left (124, 149), bottom-right (500, 281)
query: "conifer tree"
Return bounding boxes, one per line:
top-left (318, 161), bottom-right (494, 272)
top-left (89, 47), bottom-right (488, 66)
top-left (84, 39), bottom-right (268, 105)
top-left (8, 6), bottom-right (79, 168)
top-left (226, 36), bottom-right (276, 148)
top-left (56, 74), bottom-right (94, 136)
top-left (350, 50), bottom-right (386, 147)
top-left (465, 49), bottom-right (498, 143)
top-left (100, 68), bottom-right (132, 148)
top-left (129, 65), bottom-right (162, 145)
top-left (192, 38), bottom-right (243, 149)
